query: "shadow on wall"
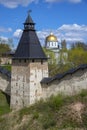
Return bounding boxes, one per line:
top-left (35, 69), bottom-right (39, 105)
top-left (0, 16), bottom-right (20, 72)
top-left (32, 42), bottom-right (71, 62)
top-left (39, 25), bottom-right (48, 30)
top-left (5, 81), bottom-right (11, 106)
top-left (2, 91), bottom-right (10, 106)
top-left (5, 80), bottom-right (11, 96)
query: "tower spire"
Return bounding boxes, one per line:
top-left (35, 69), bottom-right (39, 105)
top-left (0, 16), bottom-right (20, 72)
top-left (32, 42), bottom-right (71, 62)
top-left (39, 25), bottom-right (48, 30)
top-left (24, 10), bottom-right (35, 31)
top-left (13, 12), bottom-right (47, 60)
top-left (27, 9), bottom-right (32, 15)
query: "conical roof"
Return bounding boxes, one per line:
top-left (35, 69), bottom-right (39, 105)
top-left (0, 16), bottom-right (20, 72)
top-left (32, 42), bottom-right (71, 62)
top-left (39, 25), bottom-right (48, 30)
top-left (13, 13), bottom-right (47, 60)
top-left (24, 13), bottom-right (34, 24)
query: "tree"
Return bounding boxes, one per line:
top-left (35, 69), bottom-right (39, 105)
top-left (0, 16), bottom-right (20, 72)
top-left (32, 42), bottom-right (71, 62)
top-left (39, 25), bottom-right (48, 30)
top-left (68, 47), bottom-right (87, 67)
top-left (8, 38), bottom-right (14, 50)
top-left (61, 39), bottom-right (67, 50)
top-left (70, 41), bottom-right (87, 51)
top-left (0, 43), bottom-right (11, 56)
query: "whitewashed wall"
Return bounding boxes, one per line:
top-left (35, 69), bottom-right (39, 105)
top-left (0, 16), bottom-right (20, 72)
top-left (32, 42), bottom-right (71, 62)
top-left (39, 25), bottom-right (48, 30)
top-left (0, 73), bottom-right (11, 95)
top-left (42, 69), bottom-right (87, 98)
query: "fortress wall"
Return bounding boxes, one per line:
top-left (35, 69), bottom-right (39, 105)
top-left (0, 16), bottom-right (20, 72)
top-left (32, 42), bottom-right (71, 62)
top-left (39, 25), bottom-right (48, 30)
top-left (0, 57), bottom-right (12, 65)
top-left (42, 69), bottom-right (87, 98)
top-left (0, 65), bottom-right (87, 106)
top-left (0, 73), bottom-right (11, 95)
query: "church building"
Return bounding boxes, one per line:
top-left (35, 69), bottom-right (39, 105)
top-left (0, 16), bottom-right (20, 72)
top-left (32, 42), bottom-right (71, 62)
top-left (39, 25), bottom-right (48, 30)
top-left (45, 33), bottom-right (60, 64)
top-left (11, 12), bottom-right (48, 109)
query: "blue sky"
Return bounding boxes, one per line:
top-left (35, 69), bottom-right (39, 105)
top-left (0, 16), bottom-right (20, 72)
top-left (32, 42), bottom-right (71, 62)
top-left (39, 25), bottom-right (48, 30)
top-left (0, 0), bottom-right (87, 48)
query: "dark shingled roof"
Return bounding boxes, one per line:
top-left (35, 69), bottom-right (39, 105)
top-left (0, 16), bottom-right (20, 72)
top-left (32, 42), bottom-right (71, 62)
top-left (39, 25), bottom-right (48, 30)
top-left (13, 13), bottom-right (47, 60)
top-left (24, 13), bottom-right (34, 24)
top-left (0, 66), bottom-right (11, 78)
top-left (41, 64), bottom-right (87, 84)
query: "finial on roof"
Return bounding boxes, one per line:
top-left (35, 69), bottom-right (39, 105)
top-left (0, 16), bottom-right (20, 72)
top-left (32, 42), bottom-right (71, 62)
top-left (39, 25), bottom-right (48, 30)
top-left (28, 10), bottom-right (32, 15)
top-left (50, 32), bottom-right (53, 35)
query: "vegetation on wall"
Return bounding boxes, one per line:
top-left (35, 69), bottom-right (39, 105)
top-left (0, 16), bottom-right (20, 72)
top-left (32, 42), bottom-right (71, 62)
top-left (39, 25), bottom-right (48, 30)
top-left (2, 65), bottom-right (11, 71)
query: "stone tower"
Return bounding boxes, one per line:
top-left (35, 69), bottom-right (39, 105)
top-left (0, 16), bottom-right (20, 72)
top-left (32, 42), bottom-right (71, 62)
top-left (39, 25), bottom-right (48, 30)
top-left (11, 12), bottom-right (48, 109)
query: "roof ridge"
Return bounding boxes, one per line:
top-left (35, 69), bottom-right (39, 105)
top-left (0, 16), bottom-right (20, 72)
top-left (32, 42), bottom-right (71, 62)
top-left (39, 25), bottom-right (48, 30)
top-left (41, 64), bottom-right (87, 84)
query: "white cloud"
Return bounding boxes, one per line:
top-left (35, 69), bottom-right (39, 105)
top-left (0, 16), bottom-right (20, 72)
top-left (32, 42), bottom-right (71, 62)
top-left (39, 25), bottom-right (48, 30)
top-left (57, 24), bottom-right (87, 43)
top-left (58, 24), bottom-right (87, 31)
top-left (36, 24), bottom-right (87, 46)
top-left (0, 27), bottom-right (12, 32)
top-left (0, 0), bottom-right (82, 8)
top-left (13, 24), bottom-right (87, 47)
top-left (0, 36), bottom-right (9, 43)
top-left (69, 0), bottom-right (82, 3)
top-left (45, 0), bottom-right (82, 3)
top-left (0, 0), bottom-right (38, 8)
top-left (13, 29), bottom-right (23, 39)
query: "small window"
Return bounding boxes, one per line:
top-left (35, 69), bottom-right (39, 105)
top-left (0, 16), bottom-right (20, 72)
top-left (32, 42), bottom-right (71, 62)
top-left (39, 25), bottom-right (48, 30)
top-left (35, 90), bottom-right (37, 96)
top-left (13, 59), bottom-right (15, 63)
top-left (24, 59), bottom-right (26, 63)
top-left (16, 100), bottom-right (18, 104)
top-left (19, 59), bottom-right (21, 63)
top-left (41, 60), bottom-right (43, 64)
top-left (32, 59), bottom-right (35, 62)
top-left (16, 90), bottom-right (18, 96)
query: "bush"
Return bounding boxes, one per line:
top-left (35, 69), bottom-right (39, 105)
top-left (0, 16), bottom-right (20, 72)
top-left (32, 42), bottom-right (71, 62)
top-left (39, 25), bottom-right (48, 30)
top-left (48, 94), bottom-right (64, 110)
top-left (79, 89), bottom-right (87, 98)
top-left (33, 111), bottom-right (39, 119)
top-left (43, 118), bottom-right (56, 129)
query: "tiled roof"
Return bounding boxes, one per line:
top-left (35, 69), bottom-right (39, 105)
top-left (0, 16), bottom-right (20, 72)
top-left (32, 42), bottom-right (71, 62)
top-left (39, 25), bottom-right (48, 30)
top-left (41, 64), bottom-right (87, 84)
top-left (24, 13), bottom-right (34, 24)
top-left (13, 13), bottom-right (47, 60)
top-left (14, 31), bottom-right (47, 59)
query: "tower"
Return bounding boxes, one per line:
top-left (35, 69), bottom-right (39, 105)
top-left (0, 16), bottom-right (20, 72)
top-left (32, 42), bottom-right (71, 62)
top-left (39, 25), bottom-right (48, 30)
top-left (11, 12), bottom-right (48, 109)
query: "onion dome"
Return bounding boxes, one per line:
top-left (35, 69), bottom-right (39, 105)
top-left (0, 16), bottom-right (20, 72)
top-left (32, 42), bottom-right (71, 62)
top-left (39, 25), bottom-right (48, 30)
top-left (46, 33), bottom-right (58, 42)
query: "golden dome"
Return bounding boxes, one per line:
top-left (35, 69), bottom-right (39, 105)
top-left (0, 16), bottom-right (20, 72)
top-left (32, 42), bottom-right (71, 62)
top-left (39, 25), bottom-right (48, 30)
top-left (46, 33), bottom-right (58, 42)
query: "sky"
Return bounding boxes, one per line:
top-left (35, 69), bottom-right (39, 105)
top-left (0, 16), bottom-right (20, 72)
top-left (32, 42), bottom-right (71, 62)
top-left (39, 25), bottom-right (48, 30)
top-left (0, 0), bottom-right (87, 48)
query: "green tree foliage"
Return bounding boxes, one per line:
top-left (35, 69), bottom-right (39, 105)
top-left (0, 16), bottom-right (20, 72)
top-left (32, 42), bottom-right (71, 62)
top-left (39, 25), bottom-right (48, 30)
top-left (61, 39), bottom-right (67, 50)
top-left (69, 43), bottom-right (87, 67)
top-left (43, 42), bottom-right (87, 77)
top-left (43, 47), bottom-right (56, 64)
top-left (43, 47), bottom-right (59, 76)
top-left (0, 43), bottom-right (11, 56)
top-left (71, 42), bottom-right (87, 51)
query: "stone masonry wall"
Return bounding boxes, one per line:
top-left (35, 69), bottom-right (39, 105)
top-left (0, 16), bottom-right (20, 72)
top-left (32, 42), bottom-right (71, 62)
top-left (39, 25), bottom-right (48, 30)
top-left (11, 59), bottom-right (48, 109)
top-left (11, 60), bottom-right (30, 109)
top-left (42, 69), bottom-right (87, 98)
top-left (0, 73), bottom-right (11, 95)
top-left (29, 61), bottom-right (48, 105)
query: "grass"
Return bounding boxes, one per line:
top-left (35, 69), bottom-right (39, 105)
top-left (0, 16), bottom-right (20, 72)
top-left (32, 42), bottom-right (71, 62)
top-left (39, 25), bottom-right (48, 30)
top-left (0, 89), bottom-right (87, 130)
top-left (0, 91), bottom-right (11, 116)
top-left (18, 89), bottom-right (87, 129)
